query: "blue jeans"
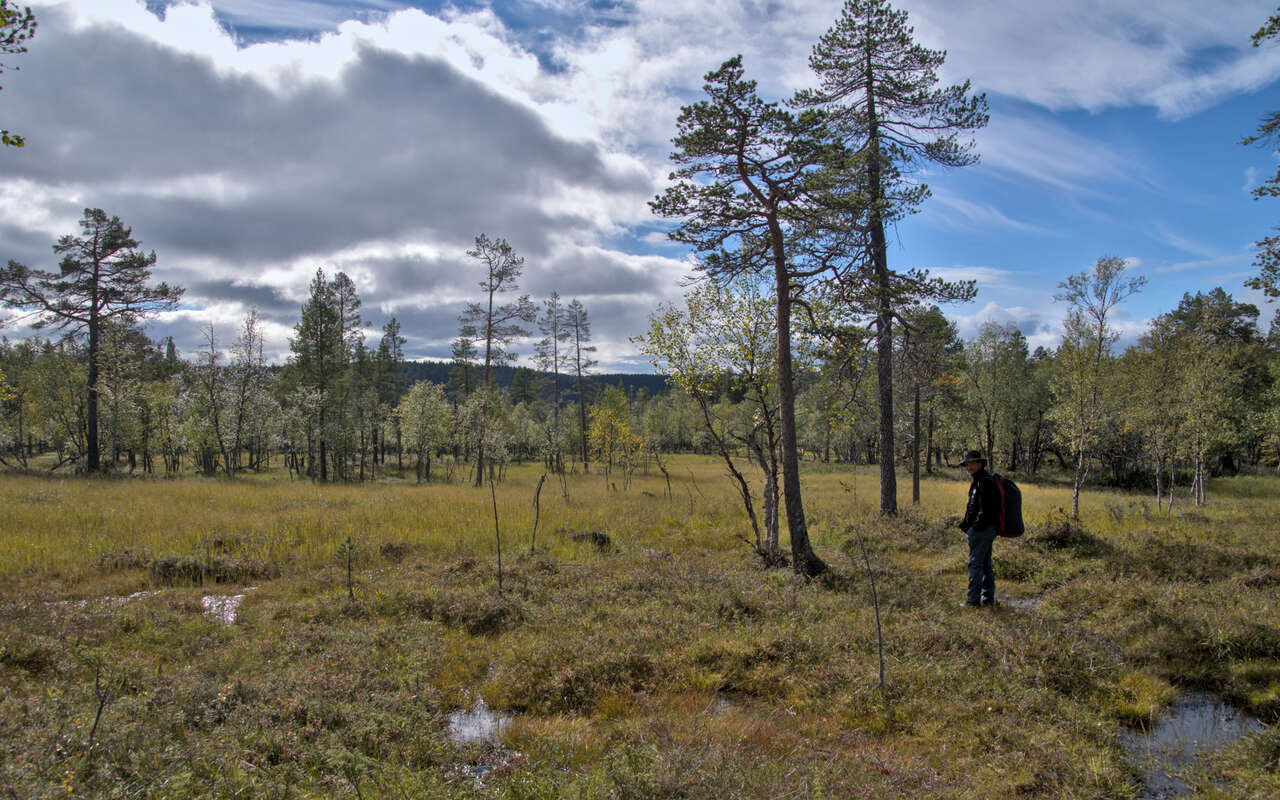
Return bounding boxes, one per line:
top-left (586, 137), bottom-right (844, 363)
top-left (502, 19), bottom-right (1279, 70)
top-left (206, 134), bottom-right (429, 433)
top-left (966, 526), bottom-right (997, 605)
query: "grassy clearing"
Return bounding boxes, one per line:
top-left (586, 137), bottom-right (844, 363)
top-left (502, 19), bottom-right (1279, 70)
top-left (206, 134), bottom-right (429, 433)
top-left (1, 457), bottom-right (1277, 798)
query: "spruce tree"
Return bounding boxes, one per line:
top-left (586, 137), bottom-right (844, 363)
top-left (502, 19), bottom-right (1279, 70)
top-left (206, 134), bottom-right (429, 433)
top-left (289, 269), bottom-right (343, 481)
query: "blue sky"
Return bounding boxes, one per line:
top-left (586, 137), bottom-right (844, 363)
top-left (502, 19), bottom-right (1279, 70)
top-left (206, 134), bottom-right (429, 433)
top-left (2, 1), bottom-right (1279, 366)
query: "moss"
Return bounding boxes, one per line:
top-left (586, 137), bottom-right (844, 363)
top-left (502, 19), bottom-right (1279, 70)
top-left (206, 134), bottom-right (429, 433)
top-left (1109, 670), bottom-right (1178, 728)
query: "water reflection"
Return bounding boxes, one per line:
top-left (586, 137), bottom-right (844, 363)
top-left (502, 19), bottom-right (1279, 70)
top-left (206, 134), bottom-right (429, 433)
top-left (1120, 692), bottom-right (1264, 799)
top-left (448, 697), bottom-right (508, 745)
top-left (201, 588), bottom-right (255, 625)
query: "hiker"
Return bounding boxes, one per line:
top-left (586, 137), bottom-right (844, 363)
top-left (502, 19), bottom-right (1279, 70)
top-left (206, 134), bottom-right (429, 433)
top-left (959, 449), bottom-right (1001, 607)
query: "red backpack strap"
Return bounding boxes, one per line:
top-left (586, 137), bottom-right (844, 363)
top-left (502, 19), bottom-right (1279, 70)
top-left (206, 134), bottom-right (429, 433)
top-left (992, 474), bottom-right (1007, 537)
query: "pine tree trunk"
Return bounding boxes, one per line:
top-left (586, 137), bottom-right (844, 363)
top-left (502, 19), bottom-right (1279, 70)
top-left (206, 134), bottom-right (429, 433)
top-left (925, 405), bottom-right (935, 475)
top-left (773, 234), bottom-right (824, 576)
top-left (865, 65), bottom-right (897, 516)
top-left (577, 371), bottom-right (589, 471)
top-left (87, 314), bottom-right (101, 473)
top-left (912, 381), bottom-right (921, 504)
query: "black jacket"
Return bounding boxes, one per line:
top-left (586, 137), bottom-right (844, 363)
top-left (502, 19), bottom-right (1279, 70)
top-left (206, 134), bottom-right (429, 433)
top-left (961, 467), bottom-right (1001, 531)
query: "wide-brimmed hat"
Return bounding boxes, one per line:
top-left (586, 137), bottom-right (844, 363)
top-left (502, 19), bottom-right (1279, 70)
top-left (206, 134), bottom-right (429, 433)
top-left (960, 449), bottom-right (987, 465)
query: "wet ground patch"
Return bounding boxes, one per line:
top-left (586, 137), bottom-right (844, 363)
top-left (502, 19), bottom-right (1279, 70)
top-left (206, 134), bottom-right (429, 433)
top-left (1120, 692), bottom-right (1265, 798)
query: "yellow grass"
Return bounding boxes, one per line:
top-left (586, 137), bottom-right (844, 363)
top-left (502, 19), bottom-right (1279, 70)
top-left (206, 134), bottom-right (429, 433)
top-left (2, 455), bottom-right (1267, 583)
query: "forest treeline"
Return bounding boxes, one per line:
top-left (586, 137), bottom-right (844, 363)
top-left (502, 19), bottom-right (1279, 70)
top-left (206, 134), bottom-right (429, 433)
top-left (1, 256), bottom-right (1276, 500)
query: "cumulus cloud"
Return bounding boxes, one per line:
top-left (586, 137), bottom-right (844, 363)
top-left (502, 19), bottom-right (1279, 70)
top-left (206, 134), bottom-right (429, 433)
top-left (3, 0), bottom-right (1278, 369)
top-left (3, 1), bottom-right (668, 365)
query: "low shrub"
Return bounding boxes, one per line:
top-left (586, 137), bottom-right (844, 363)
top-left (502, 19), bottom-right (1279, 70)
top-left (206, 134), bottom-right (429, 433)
top-left (492, 652), bottom-right (659, 714)
top-left (0, 639), bottom-right (56, 675)
top-left (403, 589), bottom-right (524, 636)
top-left (1108, 670), bottom-right (1177, 729)
top-left (1228, 661), bottom-right (1280, 721)
top-left (379, 541), bottom-right (414, 563)
top-left (1028, 514), bottom-right (1113, 557)
top-left (993, 547), bottom-right (1043, 582)
top-left (149, 555), bottom-right (280, 585)
top-left (570, 530), bottom-right (614, 551)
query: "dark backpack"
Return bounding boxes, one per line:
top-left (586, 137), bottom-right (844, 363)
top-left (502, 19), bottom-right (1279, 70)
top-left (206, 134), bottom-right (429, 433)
top-left (991, 473), bottom-right (1024, 538)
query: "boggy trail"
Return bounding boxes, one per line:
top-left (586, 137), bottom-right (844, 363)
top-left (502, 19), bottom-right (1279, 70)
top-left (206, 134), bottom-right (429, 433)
top-left (1005, 593), bottom-right (1268, 797)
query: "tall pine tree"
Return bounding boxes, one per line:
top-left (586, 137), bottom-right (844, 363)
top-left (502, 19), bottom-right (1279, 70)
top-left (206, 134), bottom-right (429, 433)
top-left (0, 208), bottom-right (182, 472)
top-left (1244, 7), bottom-right (1280, 296)
top-left (566, 298), bottom-right (596, 472)
top-left (801, 0), bottom-right (986, 514)
top-left (535, 292), bottom-right (570, 472)
top-left (650, 56), bottom-right (833, 576)
top-left (459, 234), bottom-right (534, 485)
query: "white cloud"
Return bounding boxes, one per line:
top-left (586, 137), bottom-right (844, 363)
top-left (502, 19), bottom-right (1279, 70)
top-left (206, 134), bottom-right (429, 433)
top-left (1149, 224), bottom-right (1221, 259)
top-left (943, 298), bottom-right (1151, 353)
top-left (7, 0), bottom-right (1280, 369)
top-left (925, 188), bottom-right (1052, 235)
top-left (905, 0), bottom-right (1280, 119)
top-left (926, 265), bottom-right (1018, 286)
top-left (1244, 166), bottom-right (1260, 194)
top-left (975, 113), bottom-right (1141, 191)
top-left (1150, 252), bottom-right (1252, 274)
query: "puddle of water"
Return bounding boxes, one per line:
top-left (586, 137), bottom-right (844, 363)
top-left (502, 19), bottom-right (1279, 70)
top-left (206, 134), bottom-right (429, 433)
top-left (1005, 596), bottom-right (1042, 610)
top-left (1119, 692), bottom-right (1265, 799)
top-left (51, 590), bottom-right (162, 611)
top-left (446, 697), bottom-right (521, 787)
top-left (448, 697), bottom-right (509, 746)
top-left (200, 587), bottom-right (255, 625)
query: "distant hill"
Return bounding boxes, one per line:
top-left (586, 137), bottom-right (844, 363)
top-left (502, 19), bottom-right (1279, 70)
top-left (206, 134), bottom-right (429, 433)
top-left (398, 360), bottom-right (668, 399)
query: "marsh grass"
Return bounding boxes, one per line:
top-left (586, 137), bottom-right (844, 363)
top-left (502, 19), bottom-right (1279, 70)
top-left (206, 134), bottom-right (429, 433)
top-left (1, 458), bottom-right (1278, 797)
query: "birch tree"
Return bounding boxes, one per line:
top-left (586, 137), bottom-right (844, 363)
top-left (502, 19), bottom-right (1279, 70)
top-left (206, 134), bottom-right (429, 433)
top-left (1050, 256), bottom-right (1145, 518)
top-left (534, 292), bottom-right (570, 473)
top-left (637, 277), bottom-right (788, 564)
top-left (227, 309), bottom-right (271, 474)
top-left (397, 381), bottom-right (450, 483)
